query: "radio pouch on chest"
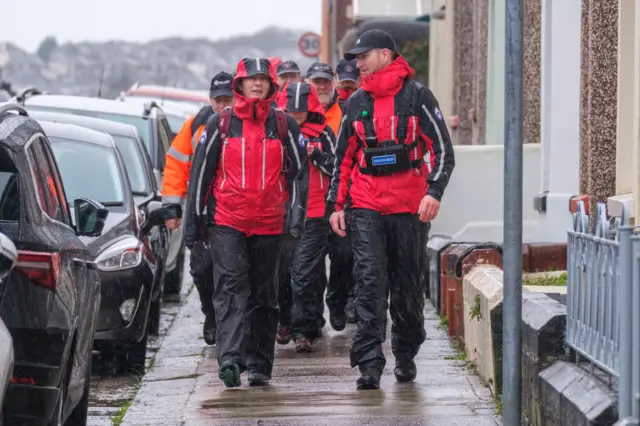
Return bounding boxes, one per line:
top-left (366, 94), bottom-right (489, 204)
top-left (362, 141), bottom-right (412, 176)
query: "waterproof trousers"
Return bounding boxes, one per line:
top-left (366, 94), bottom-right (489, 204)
top-left (350, 209), bottom-right (427, 372)
top-left (209, 226), bottom-right (282, 376)
top-left (326, 222), bottom-right (354, 315)
top-left (277, 234), bottom-right (297, 327)
top-left (291, 218), bottom-right (329, 342)
top-left (190, 241), bottom-right (215, 319)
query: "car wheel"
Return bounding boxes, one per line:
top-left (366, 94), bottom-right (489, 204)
top-left (95, 329), bottom-right (148, 377)
top-left (63, 356), bottom-right (91, 426)
top-left (121, 329), bottom-right (149, 376)
top-left (163, 248), bottom-right (184, 296)
top-left (148, 297), bottom-right (161, 335)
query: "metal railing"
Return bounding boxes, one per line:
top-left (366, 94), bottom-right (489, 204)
top-left (567, 200), bottom-right (640, 424)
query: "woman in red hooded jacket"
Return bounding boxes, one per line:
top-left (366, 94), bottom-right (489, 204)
top-left (278, 82), bottom-right (337, 352)
top-left (184, 57), bottom-right (309, 388)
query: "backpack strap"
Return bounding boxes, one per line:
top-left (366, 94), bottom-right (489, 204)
top-left (360, 92), bottom-right (377, 148)
top-left (218, 107), bottom-right (233, 141)
top-left (275, 109), bottom-right (288, 144)
top-left (190, 106), bottom-right (215, 136)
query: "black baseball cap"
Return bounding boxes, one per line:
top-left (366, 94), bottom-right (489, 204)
top-left (209, 72), bottom-right (233, 99)
top-left (277, 60), bottom-right (301, 76)
top-left (335, 59), bottom-right (359, 82)
top-left (344, 29), bottom-right (398, 60)
top-left (306, 62), bottom-right (335, 80)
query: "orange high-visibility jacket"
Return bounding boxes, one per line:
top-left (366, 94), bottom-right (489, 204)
top-left (161, 105), bottom-right (214, 205)
top-left (325, 97), bottom-right (343, 135)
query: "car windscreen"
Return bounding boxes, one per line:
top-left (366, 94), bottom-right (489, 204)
top-left (49, 137), bottom-right (126, 205)
top-left (110, 135), bottom-right (150, 195)
top-left (27, 106), bottom-right (151, 152)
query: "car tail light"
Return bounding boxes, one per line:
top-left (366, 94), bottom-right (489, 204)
top-left (16, 251), bottom-right (60, 292)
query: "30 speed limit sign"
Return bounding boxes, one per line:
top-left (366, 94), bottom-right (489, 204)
top-left (298, 32), bottom-right (322, 58)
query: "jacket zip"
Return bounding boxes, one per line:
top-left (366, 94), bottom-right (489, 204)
top-left (411, 116), bottom-right (418, 159)
top-left (241, 137), bottom-right (246, 188)
top-left (278, 141), bottom-right (283, 192)
top-left (262, 138), bottom-right (266, 190)
top-left (219, 140), bottom-right (228, 189)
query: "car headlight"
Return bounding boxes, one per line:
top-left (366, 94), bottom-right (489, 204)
top-left (95, 236), bottom-right (143, 272)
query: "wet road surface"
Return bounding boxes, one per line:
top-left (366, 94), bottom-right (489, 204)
top-left (87, 255), bottom-right (192, 426)
top-left (121, 287), bottom-right (501, 425)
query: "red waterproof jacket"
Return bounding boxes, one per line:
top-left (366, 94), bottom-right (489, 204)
top-left (327, 56), bottom-right (455, 215)
top-left (278, 82), bottom-right (336, 219)
top-left (185, 57), bottom-right (309, 238)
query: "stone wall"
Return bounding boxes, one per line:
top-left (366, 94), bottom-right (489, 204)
top-left (579, 0), bottom-right (619, 218)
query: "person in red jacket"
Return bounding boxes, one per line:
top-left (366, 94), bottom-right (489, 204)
top-left (328, 30), bottom-right (455, 390)
top-left (184, 57), bottom-right (309, 388)
top-left (277, 82), bottom-right (336, 352)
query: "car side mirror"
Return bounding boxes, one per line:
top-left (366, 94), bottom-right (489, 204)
top-left (74, 198), bottom-right (109, 237)
top-left (153, 168), bottom-right (163, 190)
top-left (139, 200), bottom-right (166, 237)
top-left (0, 232), bottom-right (18, 281)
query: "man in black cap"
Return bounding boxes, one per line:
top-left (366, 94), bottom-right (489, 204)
top-left (276, 60), bottom-right (303, 89)
top-left (327, 29), bottom-right (455, 390)
top-left (162, 71), bottom-right (235, 345)
top-left (335, 58), bottom-right (360, 102)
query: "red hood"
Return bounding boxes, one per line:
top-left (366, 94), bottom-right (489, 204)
top-left (361, 55), bottom-right (414, 98)
top-left (268, 57), bottom-right (282, 80)
top-left (232, 58), bottom-right (280, 123)
top-left (278, 82), bottom-right (326, 137)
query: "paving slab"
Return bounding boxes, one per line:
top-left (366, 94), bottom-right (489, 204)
top-left (123, 288), bottom-right (501, 426)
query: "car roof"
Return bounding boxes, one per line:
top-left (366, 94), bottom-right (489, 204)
top-left (26, 110), bottom-right (140, 138)
top-left (0, 103), bottom-right (48, 149)
top-left (127, 84), bottom-right (209, 102)
top-left (38, 120), bottom-right (116, 149)
top-left (24, 94), bottom-right (162, 118)
top-left (120, 97), bottom-right (199, 116)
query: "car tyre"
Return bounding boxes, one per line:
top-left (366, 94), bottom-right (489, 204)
top-left (148, 297), bottom-right (161, 335)
top-left (163, 248), bottom-right (184, 296)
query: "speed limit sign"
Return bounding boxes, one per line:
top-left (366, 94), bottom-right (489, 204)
top-left (298, 32), bottom-right (322, 58)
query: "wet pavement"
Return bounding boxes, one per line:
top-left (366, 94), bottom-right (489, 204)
top-left (87, 255), bottom-right (192, 426)
top-left (121, 285), bottom-right (502, 425)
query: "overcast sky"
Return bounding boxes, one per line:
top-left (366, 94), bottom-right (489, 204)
top-left (1, 0), bottom-right (323, 52)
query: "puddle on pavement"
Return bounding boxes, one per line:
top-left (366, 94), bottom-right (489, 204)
top-left (87, 292), bottom-right (185, 425)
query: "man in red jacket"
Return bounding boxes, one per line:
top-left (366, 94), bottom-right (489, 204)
top-left (277, 82), bottom-right (336, 352)
top-left (185, 57), bottom-right (309, 388)
top-left (328, 30), bottom-right (455, 390)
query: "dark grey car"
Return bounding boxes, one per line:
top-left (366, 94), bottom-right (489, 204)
top-left (0, 103), bottom-right (107, 425)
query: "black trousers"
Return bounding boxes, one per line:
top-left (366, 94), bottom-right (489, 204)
top-left (209, 226), bottom-right (282, 376)
top-left (326, 223), bottom-right (354, 315)
top-left (290, 218), bottom-right (329, 341)
top-left (190, 240), bottom-right (215, 319)
top-left (350, 209), bottom-right (427, 371)
top-left (276, 234), bottom-right (297, 327)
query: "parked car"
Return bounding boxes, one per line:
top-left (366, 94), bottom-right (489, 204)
top-left (38, 120), bottom-right (167, 374)
top-left (0, 103), bottom-right (106, 425)
top-left (25, 110), bottom-right (179, 297)
top-left (16, 91), bottom-right (186, 295)
top-left (0, 232), bottom-right (18, 424)
top-left (121, 83), bottom-right (209, 108)
top-left (119, 97), bottom-right (200, 134)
